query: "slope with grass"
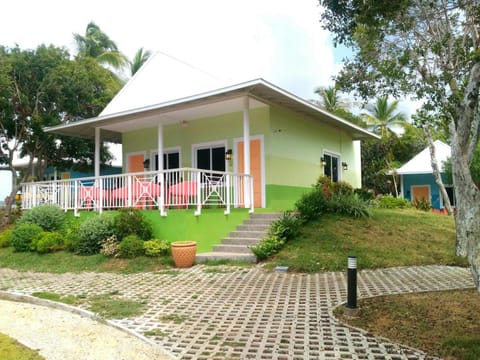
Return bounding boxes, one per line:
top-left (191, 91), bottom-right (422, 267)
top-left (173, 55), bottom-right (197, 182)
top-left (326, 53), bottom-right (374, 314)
top-left (267, 208), bottom-right (467, 272)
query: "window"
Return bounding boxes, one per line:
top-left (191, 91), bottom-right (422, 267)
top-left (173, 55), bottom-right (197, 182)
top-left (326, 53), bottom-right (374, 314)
top-left (154, 152), bottom-right (179, 170)
top-left (323, 153), bottom-right (339, 182)
top-left (196, 146), bottom-right (225, 172)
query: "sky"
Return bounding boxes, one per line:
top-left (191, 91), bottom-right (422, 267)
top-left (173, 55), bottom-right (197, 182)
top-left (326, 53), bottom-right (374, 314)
top-left (0, 0), bottom-right (415, 200)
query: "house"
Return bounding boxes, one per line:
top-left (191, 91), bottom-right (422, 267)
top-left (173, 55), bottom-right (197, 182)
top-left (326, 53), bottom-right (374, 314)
top-left (22, 52), bottom-right (378, 215)
top-left (396, 140), bottom-right (454, 209)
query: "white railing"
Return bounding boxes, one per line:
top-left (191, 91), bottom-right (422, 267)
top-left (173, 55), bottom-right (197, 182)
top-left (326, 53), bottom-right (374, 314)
top-left (21, 168), bottom-right (254, 216)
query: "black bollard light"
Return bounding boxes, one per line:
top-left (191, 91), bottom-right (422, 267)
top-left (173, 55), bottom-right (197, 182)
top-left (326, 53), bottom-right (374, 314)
top-left (346, 255), bottom-right (357, 309)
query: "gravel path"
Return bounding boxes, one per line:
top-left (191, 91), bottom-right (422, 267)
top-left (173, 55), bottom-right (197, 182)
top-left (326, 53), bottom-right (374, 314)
top-left (0, 298), bottom-right (173, 360)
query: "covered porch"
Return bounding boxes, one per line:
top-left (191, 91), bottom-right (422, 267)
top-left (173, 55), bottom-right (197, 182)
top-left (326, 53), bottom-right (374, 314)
top-left (21, 167), bottom-right (253, 216)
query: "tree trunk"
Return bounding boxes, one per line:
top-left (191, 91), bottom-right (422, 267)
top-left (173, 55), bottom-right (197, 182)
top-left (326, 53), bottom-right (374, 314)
top-left (425, 128), bottom-right (453, 215)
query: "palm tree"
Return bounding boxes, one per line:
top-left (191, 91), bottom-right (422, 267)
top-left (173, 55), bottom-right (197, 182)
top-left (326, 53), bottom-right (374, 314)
top-left (314, 86), bottom-right (344, 112)
top-left (129, 48), bottom-right (152, 76)
top-left (73, 22), bottom-right (127, 70)
top-left (362, 96), bottom-right (407, 137)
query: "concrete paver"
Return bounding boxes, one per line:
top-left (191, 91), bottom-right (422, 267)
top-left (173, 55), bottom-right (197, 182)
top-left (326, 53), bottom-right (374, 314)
top-left (0, 265), bottom-right (474, 359)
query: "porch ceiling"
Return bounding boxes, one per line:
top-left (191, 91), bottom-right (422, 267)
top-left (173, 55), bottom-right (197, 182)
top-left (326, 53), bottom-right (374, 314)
top-left (46, 79), bottom-right (378, 143)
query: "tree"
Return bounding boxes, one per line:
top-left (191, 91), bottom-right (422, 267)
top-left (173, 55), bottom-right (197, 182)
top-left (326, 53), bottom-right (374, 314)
top-left (73, 22), bottom-right (128, 70)
top-left (0, 45), bottom-right (121, 225)
top-left (130, 47), bottom-right (152, 76)
top-left (320, 0), bottom-right (480, 289)
top-left (362, 96), bottom-right (407, 138)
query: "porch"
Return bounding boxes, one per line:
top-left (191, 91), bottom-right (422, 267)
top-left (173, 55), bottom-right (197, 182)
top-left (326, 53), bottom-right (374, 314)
top-left (21, 167), bottom-right (254, 216)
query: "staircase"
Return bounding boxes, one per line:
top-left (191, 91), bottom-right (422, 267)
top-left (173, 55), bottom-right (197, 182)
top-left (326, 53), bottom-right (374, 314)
top-left (195, 213), bottom-right (282, 263)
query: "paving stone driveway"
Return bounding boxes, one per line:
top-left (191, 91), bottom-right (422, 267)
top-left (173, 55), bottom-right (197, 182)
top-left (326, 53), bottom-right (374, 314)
top-left (0, 265), bottom-right (474, 359)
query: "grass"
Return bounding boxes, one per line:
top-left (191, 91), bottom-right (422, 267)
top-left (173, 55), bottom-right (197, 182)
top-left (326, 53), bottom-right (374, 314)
top-left (88, 293), bottom-right (146, 319)
top-left (0, 333), bottom-right (44, 360)
top-left (335, 289), bottom-right (480, 359)
top-left (267, 208), bottom-right (467, 272)
top-left (32, 291), bottom-right (80, 305)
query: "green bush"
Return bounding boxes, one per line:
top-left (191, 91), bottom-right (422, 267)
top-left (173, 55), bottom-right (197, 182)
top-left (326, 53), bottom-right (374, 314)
top-left (11, 223), bottom-right (43, 252)
top-left (113, 208), bottom-right (153, 241)
top-left (64, 225), bottom-right (81, 252)
top-left (327, 193), bottom-right (371, 218)
top-left (16, 204), bottom-right (65, 232)
top-left (118, 234), bottom-right (145, 258)
top-left (295, 189), bottom-right (328, 222)
top-left (0, 229), bottom-right (12, 248)
top-left (378, 195), bottom-right (410, 209)
top-left (144, 239), bottom-right (171, 257)
top-left (35, 232), bottom-right (64, 253)
top-left (354, 188), bottom-right (375, 201)
top-left (332, 181), bottom-right (354, 195)
top-left (100, 235), bottom-right (119, 257)
top-left (413, 197), bottom-right (432, 211)
top-left (315, 175), bottom-right (335, 198)
top-left (76, 214), bottom-right (115, 255)
top-left (269, 211), bottom-right (300, 241)
top-left (250, 235), bottom-right (285, 260)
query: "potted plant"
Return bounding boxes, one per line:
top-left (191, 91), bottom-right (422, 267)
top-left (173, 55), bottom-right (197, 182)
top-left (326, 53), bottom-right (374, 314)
top-left (171, 241), bottom-right (197, 267)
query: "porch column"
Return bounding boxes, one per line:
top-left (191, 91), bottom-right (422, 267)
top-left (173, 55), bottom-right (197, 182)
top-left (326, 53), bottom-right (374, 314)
top-left (243, 96), bottom-right (251, 208)
top-left (94, 127), bottom-right (100, 178)
top-left (158, 123), bottom-right (166, 216)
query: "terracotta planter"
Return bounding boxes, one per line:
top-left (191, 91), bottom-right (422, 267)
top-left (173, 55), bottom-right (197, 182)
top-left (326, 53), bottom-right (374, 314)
top-left (171, 241), bottom-right (197, 268)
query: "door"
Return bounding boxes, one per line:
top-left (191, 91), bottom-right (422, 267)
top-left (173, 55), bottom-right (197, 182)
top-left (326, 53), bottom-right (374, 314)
top-left (237, 138), bottom-right (263, 208)
top-left (412, 185), bottom-right (430, 204)
top-left (127, 153), bottom-right (145, 173)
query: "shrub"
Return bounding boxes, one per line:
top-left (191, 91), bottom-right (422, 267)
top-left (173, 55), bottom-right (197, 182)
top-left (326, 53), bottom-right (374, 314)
top-left (11, 223), bottom-right (43, 252)
top-left (295, 189), bottom-right (328, 222)
top-left (0, 229), bottom-right (12, 248)
top-left (332, 181), bottom-right (354, 196)
top-left (354, 188), bottom-right (375, 201)
top-left (269, 211), bottom-right (300, 241)
top-left (113, 208), bottom-right (153, 241)
top-left (64, 225), bottom-right (81, 252)
top-left (118, 234), bottom-right (145, 258)
top-left (35, 232), bottom-right (64, 253)
top-left (16, 204), bottom-right (65, 232)
top-left (413, 197), bottom-right (432, 211)
top-left (327, 193), bottom-right (371, 218)
top-left (250, 235), bottom-right (285, 260)
top-left (315, 175), bottom-right (335, 198)
top-left (76, 214), bottom-right (115, 255)
top-left (144, 239), bottom-right (171, 257)
top-left (378, 195), bottom-right (410, 209)
top-left (100, 235), bottom-right (119, 257)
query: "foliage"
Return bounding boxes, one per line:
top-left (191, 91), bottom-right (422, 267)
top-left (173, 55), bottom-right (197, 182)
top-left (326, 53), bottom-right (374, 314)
top-left (11, 223), bottom-right (43, 252)
top-left (130, 47), bottom-right (152, 76)
top-left (35, 231), bottom-right (64, 254)
top-left (362, 96), bottom-right (407, 138)
top-left (327, 193), bottom-right (370, 218)
top-left (118, 234), bottom-right (145, 259)
top-left (16, 204), bottom-right (65, 232)
top-left (100, 235), bottom-right (119, 257)
top-left (332, 181), bottom-right (354, 196)
top-left (377, 195), bottom-right (410, 209)
top-left (0, 228), bottom-right (12, 248)
top-left (76, 214), bottom-right (115, 255)
top-left (315, 175), bottom-right (335, 197)
top-left (354, 188), bottom-right (375, 201)
top-left (250, 235), bottom-right (285, 261)
top-left (144, 239), bottom-right (171, 257)
top-left (295, 189), bottom-right (328, 222)
top-left (113, 208), bottom-right (153, 241)
top-left (268, 211), bottom-right (301, 241)
top-left (413, 198), bottom-right (433, 212)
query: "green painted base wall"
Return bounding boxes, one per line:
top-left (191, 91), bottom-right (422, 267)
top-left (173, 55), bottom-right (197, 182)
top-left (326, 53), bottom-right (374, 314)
top-left (265, 184), bottom-right (312, 211)
top-left (143, 209), bottom-right (251, 253)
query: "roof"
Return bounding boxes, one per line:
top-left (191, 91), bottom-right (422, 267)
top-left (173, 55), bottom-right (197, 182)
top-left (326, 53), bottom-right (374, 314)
top-left (396, 140), bottom-right (451, 175)
top-left (46, 53), bottom-right (379, 142)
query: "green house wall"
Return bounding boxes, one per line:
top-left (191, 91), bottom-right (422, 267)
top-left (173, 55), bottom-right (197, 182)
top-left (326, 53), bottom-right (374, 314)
top-left (122, 104), bottom-right (362, 211)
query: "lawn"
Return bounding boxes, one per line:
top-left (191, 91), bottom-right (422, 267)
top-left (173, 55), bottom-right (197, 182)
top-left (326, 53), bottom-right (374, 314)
top-left (267, 208), bottom-right (467, 272)
top-left (0, 332), bottom-right (43, 360)
top-left (335, 289), bottom-right (480, 359)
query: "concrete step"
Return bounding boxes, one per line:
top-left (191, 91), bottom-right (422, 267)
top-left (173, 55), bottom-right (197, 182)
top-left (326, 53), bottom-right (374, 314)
top-left (213, 244), bottom-right (254, 254)
top-left (243, 218), bottom-right (278, 226)
top-left (195, 252), bottom-right (256, 263)
top-left (221, 238), bottom-right (261, 246)
top-left (250, 213), bottom-right (283, 220)
top-left (236, 224), bottom-right (270, 232)
top-left (229, 230), bottom-right (266, 238)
